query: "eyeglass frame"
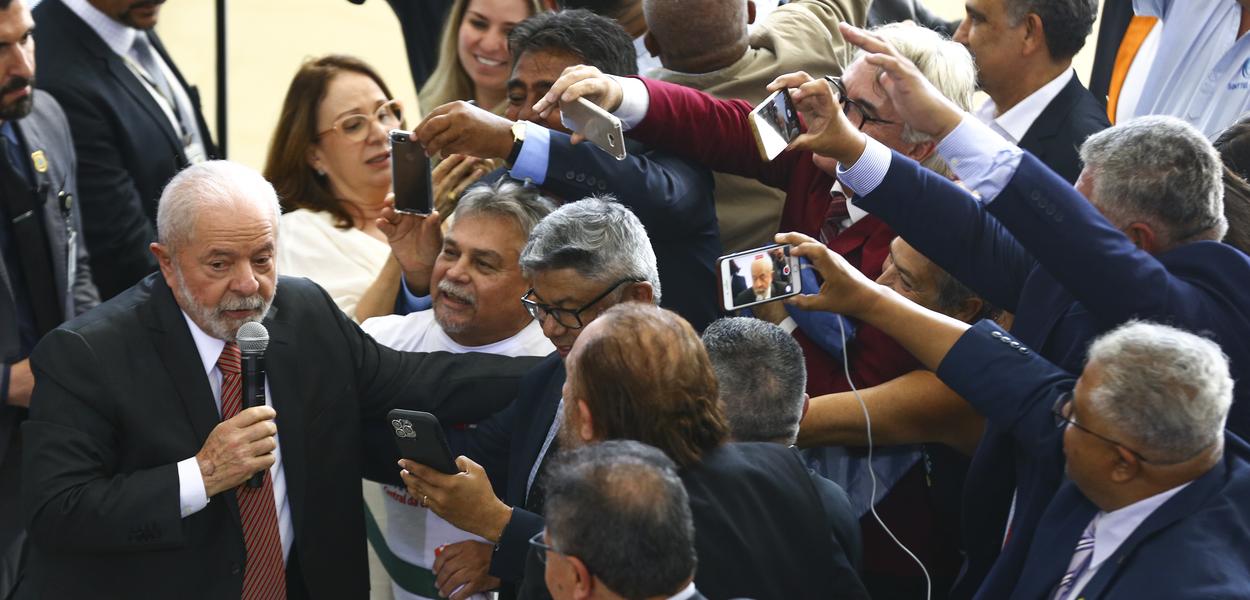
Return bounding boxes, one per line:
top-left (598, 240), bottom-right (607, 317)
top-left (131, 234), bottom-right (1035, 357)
top-left (823, 75), bottom-right (900, 129)
top-left (529, 529), bottom-right (592, 575)
top-left (520, 278), bottom-right (641, 330)
top-left (1051, 391), bottom-right (1163, 464)
top-left (315, 98), bottom-right (405, 142)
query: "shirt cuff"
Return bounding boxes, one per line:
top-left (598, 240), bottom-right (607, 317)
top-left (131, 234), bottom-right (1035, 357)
top-left (836, 136), bottom-right (892, 198)
top-left (936, 116), bottom-right (1024, 203)
top-left (395, 274), bottom-right (433, 315)
top-left (507, 122), bottom-right (551, 185)
top-left (176, 456), bottom-right (210, 518)
top-left (778, 317), bottom-right (798, 334)
top-left (611, 76), bottom-right (650, 131)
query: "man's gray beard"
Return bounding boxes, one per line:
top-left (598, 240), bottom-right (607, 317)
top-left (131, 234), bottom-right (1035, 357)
top-left (173, 266), bottom-right (274, 341)
top-left (432, 278), bottom-right (476, 334)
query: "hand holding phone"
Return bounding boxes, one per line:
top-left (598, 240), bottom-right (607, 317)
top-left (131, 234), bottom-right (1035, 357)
top-left (388, 409), bottom-right (460, 475)
top-left (562, 97), bottom-right (627, 160)
top-left (717, 244), bottom-right (802, 312)
top-left (390, 130), bottom-right (434, 215)
top-left (749, 89), bottom-right (803, 161)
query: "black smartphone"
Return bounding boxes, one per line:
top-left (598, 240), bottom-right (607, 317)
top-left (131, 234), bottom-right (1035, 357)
top-left (388, 409), bottom-right (459, 475)
top-left (749, 88), bottom-right (802, 161)
top-left (389, 129), bottom-right (434, 215)
top-left (717, 243), bottom-right (802, 312)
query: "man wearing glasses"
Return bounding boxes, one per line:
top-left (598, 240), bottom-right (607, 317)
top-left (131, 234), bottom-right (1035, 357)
top-left (781, 229), bottom-right (1250, 600)
top-left (395, 198), bottom-right (661, 600)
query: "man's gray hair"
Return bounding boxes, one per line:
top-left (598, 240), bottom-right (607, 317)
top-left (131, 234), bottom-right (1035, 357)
top-left (1086, 321), bottom-right (1233, 463)
top-left (702, 317), bottom-right (807, 445)
top-left (854, 22), bottom-right (976, 178)
top-left (519, 197), bottom-right (662, 303)
top-left (453, 178), bottom-right (557, 238)
top-left (544, 440), bottom-right (696, 599)
top-left (1080, 116), bottom-right (1227, 246)
top-left (157, 160), bottom-right (282, 252)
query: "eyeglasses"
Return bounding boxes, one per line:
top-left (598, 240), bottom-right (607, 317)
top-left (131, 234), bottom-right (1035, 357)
top-left (1052, 391), bottom-right (1158, 464)
top-left (316, 99), bottom-right (404, 143)
top-left (521, 278), bottom-right (640, 330)
top-left (528, 530), bottom-right (562, 565)
top-left (824, 75), bottom-right (899, 129)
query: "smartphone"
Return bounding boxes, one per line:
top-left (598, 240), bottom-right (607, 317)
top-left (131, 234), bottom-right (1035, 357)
top-left (388, 409), bottom-right (459, 475)
top-left (562, 97), bottom-right (627, 160)
top-left (749, 89), bottom-right (803, 161)
top-left (390, 129), bottom-right (434, 215)
top-left (717, 243), bottom-right (802, 312)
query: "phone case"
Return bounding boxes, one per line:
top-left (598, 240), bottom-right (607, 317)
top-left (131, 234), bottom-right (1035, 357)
top-left (389, 130), bottom-right (434, 215)
top-left (388, 409), bottom-right (459, 475)
top-left (563, 98), bottom-right (627, 160)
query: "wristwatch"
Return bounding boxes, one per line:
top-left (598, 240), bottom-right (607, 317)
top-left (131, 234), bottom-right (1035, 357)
top-left (506, 121), bottom-right (527, 166)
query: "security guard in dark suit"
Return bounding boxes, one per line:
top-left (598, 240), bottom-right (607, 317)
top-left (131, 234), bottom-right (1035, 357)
top-left (0, 0), bottom-right (100, 594)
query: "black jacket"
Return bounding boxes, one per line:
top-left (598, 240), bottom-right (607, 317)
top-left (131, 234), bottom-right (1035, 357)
top-left (1017, 73), bottom-right (1111, 184)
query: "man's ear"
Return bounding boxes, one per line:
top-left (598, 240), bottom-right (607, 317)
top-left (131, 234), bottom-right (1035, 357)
top-left (1020, 13), bottom-right (1047, 57)
top-left (1121, 222), bottom-right (1160, 253)
top-left (150, 242), bottom-right (178, 289)
top-left (623, 281), bottom-right (655, 304)
top-left (643, 30), bottom-right (661, 60)
top-left (569, 555), bottom-right (596, 600)
top-left (1109, 445), bottom-right (1142, 484)
top-left (952, 296), bottom-right (986, 324)
top-left (903, 139), bottom-right (937, 166)
top-left (576, 399), bottom-right (596, 442)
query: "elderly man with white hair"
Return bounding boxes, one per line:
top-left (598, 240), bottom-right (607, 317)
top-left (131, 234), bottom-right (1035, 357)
top-left (18, 161), bottom-right (539, 599)
top-left (778, 227), bottom-right (1250, 600)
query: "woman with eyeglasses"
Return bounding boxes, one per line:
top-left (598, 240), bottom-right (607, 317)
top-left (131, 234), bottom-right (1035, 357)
top-left (264, 55), bottom-right (407, 320)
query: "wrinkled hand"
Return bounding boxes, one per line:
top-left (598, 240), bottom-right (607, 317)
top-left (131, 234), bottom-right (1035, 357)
top-left (533, 64), bottom-right (624, 143)
top-left (765, 71), bottom-right (866, 165)
top-left (377, 194), bottom-right (442, 297)
top-left (196, 406), bottom-right (278, 497)
top-left (433, 154), bottom-right (499, 215)
top-left (5, 358), bottom-right (33, 408)
top-left (400, 456), bottom-right (512, 542)
top-left (433, 540), bottom-right (500, 600)
top-left (839, 22), bottom-right (964, 139)
top-left (776, 232), bottom-right (883, 318)
top-left (415, 101), bottom-right (515, 159)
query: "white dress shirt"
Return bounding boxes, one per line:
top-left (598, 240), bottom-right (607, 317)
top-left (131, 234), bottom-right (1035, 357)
top-left (174, 312), bottom-right (293, 562)
top-left (975, 70), bottom-right (1076, 144)
top-left (1064, 483), bottom-right (1190, 598)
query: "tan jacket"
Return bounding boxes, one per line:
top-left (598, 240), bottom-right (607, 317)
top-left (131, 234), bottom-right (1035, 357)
top-left (652, 0), bottom-right (868, 251)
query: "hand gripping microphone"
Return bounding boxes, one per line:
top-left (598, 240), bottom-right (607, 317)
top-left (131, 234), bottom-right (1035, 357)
top-left (236, 322), bottom-right (270, 489)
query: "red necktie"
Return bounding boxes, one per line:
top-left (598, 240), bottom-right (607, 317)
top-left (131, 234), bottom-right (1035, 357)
top-left (217, 342), bottom-right (288, 600)
top-left (820, 188), bottom-right (851, 245)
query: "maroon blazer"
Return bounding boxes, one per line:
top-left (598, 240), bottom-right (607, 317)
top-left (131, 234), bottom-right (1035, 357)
top-left (628, 78), bottom-right (919, 395)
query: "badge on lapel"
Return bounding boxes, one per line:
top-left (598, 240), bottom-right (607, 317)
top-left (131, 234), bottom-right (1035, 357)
top-left (30, 150), bottom-right (47, 173)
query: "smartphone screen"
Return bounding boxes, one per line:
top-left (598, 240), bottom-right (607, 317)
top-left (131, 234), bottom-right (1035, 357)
top-left (390, 129), bottom-right (433, 215)
top-left (717, 244), bottom-right (802, 312)
top-left (749, 89), bottom-right (802, 161)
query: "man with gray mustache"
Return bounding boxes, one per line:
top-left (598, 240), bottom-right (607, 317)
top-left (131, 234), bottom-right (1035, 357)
top-left (361, 178), bottom-right (557, 600)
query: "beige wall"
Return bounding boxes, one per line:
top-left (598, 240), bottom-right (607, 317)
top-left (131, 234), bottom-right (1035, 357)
top-left (156, 0), bottom-right (1102, 172)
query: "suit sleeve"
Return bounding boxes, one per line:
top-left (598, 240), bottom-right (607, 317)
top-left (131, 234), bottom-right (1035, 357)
top-left (935, 321), bottom-right (1073, 449)
top-left (53, 103), bottom-right (101, 314)
top-left (50, 86), bottom-right (158, 297)
top-left (627, 78), bottom-right (804, 191)
top-left (541, 129), bottom-right (714, 240)
top-left (489, 506), bottom-right (544, 582)
top-left (23, 328), bottom-right (184, 553)
top-left (852, 151), bottom-right (1038, 313)
top-left (986, 154), bottom-right (1236, 328)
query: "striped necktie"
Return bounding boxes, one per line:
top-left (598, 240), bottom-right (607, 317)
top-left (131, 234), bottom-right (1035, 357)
top-left (218, 342), bottom-right (288, 600)
top-left (1052, 516), bottom-right (1099, 600)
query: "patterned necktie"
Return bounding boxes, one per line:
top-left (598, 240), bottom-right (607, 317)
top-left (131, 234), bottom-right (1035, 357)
top-left (1052, 516), bottom-right (1099, 600)
top-left (820, 188), bottom-right (851, 245)
top-left (217, 342), bottom-right (288, 600)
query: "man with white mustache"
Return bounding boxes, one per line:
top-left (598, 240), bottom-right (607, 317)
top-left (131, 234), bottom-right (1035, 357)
top-left (361, 178), bottom-right (557, 600)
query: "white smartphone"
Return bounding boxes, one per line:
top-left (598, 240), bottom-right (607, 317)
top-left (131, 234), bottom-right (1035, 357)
top-left (749, 88), bottom-right (802, 161)
top-left (717, 244), bottom-right (802, 312)
top-left (562, 97), bottom-right (627, 160)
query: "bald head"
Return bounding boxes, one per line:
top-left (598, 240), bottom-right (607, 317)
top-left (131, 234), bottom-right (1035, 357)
top-left (643, 0), bottom-right (749, 73)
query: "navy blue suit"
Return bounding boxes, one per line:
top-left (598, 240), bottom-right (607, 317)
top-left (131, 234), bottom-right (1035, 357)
top-left (939, 322), bottom-right (1250, 600)
top-left (856, 151), bottom-right (1250, 599)
top-left (533, 134), bottom-right (722, 331)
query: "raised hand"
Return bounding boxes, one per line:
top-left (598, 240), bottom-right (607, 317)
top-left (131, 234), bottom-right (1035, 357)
top-left (415, 101), bottom-right (515, 159)
top-left (532, 64), bottom-right (624, 122)
top-left (433, 154), bottom-right (498, 215)
top-left (776, 232), bottom-right (883, 318)
top-left (377, 194), bottom-right (443, 297)
top-left (765, 71), bottom-right (867, 165)
top-left (839, 22), bottom-right (964, 139)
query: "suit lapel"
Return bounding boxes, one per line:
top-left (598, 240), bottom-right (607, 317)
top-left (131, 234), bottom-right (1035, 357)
top-left (1018, 74), bottom-right (1084, 156)
top-left (261, 305), bottom-right (308, 535)
top-left (16, 117), bottom-right (70, 316)
top-left (1012, 487), bottom-right (1098, 600)
top-left (511, 359), bottom-right (566, 504)
top-left (140, 274), bottom-right (242, 528)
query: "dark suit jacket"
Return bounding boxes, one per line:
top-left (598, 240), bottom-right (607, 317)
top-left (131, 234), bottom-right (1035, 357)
top-left (1016, 73), bottom-right (1110, 184)
top-left (34, 0), bottom-right (218, 299)
top-left (537, 133), bottom-right (722, 332)
top-left (0, 89), bottom-right (100, 589)
top-left (19, 274), bottom-right (538, 599)
top-left (939, 321), bottom-right (1250, 600)
top-left (857, 151), bottom-right (1250, 599)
